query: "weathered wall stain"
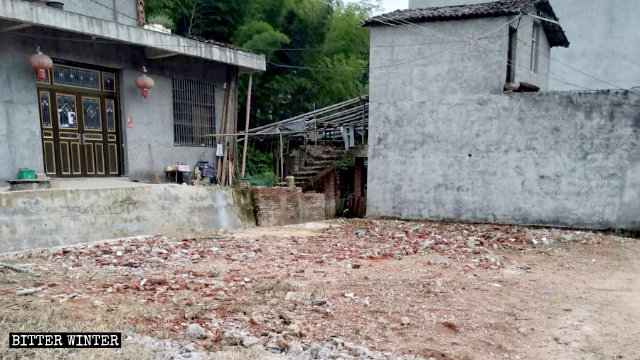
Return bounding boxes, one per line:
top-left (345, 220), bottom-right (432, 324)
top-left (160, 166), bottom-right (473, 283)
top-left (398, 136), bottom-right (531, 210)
top-left (367, 90), bottom-right (640, 229)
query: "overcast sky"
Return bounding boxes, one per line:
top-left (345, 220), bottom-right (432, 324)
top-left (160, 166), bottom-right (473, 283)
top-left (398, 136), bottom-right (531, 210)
top-left (344, 0), bottom-right (408, 14)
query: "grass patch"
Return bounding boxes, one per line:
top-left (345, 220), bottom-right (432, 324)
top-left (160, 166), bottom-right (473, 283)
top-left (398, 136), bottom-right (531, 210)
top-left (253, 279), bottom-right (298, 295)
top-left (0, 303), bottom-right (156, 360)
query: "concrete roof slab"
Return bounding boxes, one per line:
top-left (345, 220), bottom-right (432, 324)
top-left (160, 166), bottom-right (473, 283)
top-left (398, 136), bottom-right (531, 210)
top-left (0, 0), bottom-right (266, 72)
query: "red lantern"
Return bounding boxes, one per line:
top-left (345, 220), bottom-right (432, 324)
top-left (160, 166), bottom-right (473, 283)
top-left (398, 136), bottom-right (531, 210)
top-left (29, 47), bottom-right (53, 81)
top-left (135, 73), bottom-right (155, 99)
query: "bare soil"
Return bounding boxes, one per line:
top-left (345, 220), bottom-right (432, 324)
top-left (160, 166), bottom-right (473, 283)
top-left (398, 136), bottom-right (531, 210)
top-left (0, 219), bottom-right (638, 360)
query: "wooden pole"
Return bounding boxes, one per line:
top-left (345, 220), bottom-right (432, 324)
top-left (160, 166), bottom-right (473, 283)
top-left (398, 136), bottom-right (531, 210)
top-left (240, 73), bottom-right (253, 179)
top-left (230, 70), bottom-right (239, 184)
top-left (221, 71), bottom-right (237, 185)
top-left (217, 78), bottom-right (231, 184)
top-left (279, 131), bottom-right (284, 182)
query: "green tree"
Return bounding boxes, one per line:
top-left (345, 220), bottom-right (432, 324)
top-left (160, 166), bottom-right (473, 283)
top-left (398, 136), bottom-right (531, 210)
top-left (144, 0), bottom-right (377, 173)
top-left (233, 21), bottom-right (290, 60)
top-left (145, 0), bottom-right (247, 42)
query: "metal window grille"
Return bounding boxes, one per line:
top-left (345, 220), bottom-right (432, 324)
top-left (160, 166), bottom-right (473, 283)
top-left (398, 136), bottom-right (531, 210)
top-left (53, 65), bottom-right (101, 90)
top-left (172, 78), bottom-right (216, 147)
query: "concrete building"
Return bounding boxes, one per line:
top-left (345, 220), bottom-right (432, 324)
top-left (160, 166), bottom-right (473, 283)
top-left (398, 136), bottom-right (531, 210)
top-left (363, 0), bottom-right (640, 229)
top-left (0, 0), bottom-right (265, 184)
top-left (408, 0), bottom-right (640, 91)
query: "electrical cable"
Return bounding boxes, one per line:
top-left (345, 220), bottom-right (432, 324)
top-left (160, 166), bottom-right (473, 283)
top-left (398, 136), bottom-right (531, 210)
top-left (8, 4), bottom-right (636, 93)
top-left (375, 11), bottom-right (637, 92)
top-left (267, 42), bottom-right (464, 71)
top-left (86, 0), bottom-right (140, 23)
top-left (513, 36), bottom-right (638, 92)
top-left (560, 28), bottom-right (640, 71)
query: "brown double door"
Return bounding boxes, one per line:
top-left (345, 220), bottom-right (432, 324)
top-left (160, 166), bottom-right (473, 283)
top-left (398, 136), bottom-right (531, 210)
top-left (37, 62), bottom-right (122, 177)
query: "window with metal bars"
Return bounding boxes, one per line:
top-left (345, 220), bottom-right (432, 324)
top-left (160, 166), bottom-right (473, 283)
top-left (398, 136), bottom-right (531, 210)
top-left (172, 78), bottom-right (216, 147)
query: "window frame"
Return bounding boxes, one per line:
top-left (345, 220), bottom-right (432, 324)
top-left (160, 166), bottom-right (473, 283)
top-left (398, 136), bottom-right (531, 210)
top-left (172, 78), bottom-right (217, 148)
top-left (530, 22), bottom-right (541, 73)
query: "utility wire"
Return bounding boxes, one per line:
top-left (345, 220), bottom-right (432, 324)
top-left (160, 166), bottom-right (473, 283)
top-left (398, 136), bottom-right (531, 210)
top-left (379, 12), bottom-right (637, 93)
top-left (86, 0), bottom-right (140, 23)
top-left (8, 5), bottom-right (635, 92)
top-left (371, 13), bottom-right (592, 91)
top-left (561, 28), bottom-right (640, 71)
top-left (267, 15), bottom-right (522, 72)
top-left (267, 42), bottom-right (464, 71)
top-left (473, 42), bottom-right (594, 91)
top-left (514, 36), bottom-right (638, 92)
top-left (2, 28), bottom-right (487, 51)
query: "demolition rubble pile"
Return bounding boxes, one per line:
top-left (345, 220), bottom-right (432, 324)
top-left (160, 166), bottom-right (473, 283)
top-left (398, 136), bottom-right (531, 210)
top-left (0, 219), bottom-right (616, 359)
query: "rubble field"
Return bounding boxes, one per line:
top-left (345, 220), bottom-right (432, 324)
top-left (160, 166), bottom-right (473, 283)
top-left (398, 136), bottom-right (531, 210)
top-left (1, 219), bottom-right (639, 360)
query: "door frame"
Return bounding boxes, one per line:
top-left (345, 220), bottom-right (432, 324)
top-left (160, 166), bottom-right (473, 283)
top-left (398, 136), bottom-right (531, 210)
top-left (36, 59), bottom-right (123, 178)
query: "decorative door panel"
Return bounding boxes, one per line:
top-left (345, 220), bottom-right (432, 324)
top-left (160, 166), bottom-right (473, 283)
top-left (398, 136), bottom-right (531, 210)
top-left (108, 142), bottom-right (119, 175)
top-left (56, 94), bottom-right (78, 129)
top-left (104, 98), bottom-right (119, 175)
top-left (58, 132), bottom-right (82, 176)
top-left (42, 140), bottom-right (56, 175)
top-left (82, 97), bottom-right (102, 131)
top-left (95, 143), bottom-right (106, 175)
top-left (84, 143), bottom-right (95, 175)
top-left (38, 91), bottom-right (57, 175)
top-left (39, 91), bottom-right (53, 129)
top-left (59, 141), bottom-right (71, 175)
top-left (70, 142), bottom-right (82, 175)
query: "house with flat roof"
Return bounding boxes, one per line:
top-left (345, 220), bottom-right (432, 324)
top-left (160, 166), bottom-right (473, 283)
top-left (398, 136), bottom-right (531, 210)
top-left (0, 0), bottom-right (265, 183)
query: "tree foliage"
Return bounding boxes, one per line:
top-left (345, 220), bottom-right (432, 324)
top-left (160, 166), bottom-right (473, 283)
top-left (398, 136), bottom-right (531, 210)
top-left (145, 0), bottom-right (378, 128)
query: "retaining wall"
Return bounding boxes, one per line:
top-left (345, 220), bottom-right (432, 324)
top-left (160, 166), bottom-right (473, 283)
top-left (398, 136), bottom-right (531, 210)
top-left (0, 185), bottom-right (255, 252)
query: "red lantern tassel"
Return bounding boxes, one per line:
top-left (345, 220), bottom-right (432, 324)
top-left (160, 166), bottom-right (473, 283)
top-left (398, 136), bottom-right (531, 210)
top-left (36, 69), bottom-right (46, 81)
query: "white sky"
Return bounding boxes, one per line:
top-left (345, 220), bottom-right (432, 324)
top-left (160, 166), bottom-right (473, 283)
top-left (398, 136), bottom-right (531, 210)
top-left (378, 0), bottom-right (408, 12)
top-left (344, 0), bottom-right (408, 14)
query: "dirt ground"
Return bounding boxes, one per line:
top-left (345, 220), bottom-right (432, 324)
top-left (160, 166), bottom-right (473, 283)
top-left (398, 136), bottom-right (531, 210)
top-left (0, 219), bottom-right (638, 360)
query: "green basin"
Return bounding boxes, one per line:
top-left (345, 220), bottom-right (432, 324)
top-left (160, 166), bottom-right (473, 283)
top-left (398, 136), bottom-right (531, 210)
top-left (18, 169), bottom-right (36, 180)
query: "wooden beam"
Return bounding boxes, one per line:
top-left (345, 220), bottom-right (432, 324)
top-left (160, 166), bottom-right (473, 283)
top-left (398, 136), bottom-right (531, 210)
top-left (0, 23), bottom-right (32, 32)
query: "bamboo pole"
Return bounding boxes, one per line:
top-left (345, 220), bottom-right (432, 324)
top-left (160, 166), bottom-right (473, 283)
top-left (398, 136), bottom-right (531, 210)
top-left (240, 73), bottom-right (253, 179)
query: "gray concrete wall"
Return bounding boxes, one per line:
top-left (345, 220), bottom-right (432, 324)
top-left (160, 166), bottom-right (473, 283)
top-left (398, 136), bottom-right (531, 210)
top-left (0, 31), bottom-right (234, 183)
top-left (0, 185), bottom-right (256, 253)
top-left (62, 0), bottom-right (138, 26)
top-left (0, 35), bottom-right (45, 182)
top-left (367, 89), bottom-right (640, 229)
top-left (408, 0), bottom-right (640, 91)
top-left (369, 16), bottom-right (511, 101)
top-left (121, 66), bottom-right (233, 181)
top-left (513, 14), bottom-right (551, 89)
